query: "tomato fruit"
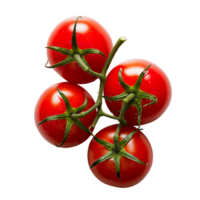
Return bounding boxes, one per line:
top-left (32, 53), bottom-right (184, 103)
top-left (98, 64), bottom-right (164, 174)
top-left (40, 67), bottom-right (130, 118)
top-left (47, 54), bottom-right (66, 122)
top-left (34, 82), bottom-right (96, 147)
top-left (88, 124), bottom-right (153, 188)
top-left (104, 59), bottom-right (172, 125)
top-left (47, 16), bottom-right (113, 84)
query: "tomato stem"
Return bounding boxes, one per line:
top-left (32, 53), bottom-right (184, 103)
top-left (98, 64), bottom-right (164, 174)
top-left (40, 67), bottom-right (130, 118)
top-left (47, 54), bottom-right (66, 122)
top-left (71, 102), bottom-right (101, 118)
top-left (117, 93), bottom-right (135, 124)
top-left (88, 37), bottom-right (127, 128)
top-left (100, 111), bottom-right (118, 120)
top-left (113, 123), bottom-right (123, 153)
top-left (112, 93), bottom-right (135, 153)
top-left (73, 54), bottom-right (104, 79)
top-left (101, 37), bottom-right (127, 75)
top-left (94, 106), bottom-right (103, 120)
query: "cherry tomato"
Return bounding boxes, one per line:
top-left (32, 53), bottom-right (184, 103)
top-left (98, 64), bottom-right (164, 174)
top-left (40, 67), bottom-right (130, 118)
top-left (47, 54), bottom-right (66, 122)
top-left (34, 82), bottom-right (96, 147)
top-left (104, 59), bottom-right (172, 125)
top-left (47, 16), bottom-right (113, 84)
top-left (88, 124), bottom-right (153, 188)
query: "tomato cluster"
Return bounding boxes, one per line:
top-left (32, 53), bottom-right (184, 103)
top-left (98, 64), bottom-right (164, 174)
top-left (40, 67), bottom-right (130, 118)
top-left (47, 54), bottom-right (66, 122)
top-left (34, 16), bottom-right (171, 188)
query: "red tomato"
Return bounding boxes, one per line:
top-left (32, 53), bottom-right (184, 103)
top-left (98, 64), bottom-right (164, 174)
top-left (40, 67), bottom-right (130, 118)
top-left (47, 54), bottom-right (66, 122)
top-left (47, 16), bottom-right (113, 84)
top-left (34, 82), bottom-right (96, 147)
top-left (88, 125), bottom-right (153, 188)
top-left (104, 59), bottom-right (172, 125)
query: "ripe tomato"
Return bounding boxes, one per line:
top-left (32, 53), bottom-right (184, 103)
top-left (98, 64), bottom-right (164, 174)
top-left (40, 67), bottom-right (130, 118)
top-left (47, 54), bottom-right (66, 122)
top-left (88, 125), bottom-right (153, 188)
top-left (104, 59), bottom-right (172, 125)
top-left (34, 82), bottom-right (96, 147)
top-left (47, 16), bottom-right (113, 84)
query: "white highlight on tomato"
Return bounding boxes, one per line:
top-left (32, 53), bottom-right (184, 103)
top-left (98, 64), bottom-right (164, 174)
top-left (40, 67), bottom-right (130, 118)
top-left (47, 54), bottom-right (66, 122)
top-left (108, 133), bottom-right (115, 140)
top-left (144, 74), bottom-right (151, 80)
top-left (69, 23), bottom-right (89, 33)
top-left (120, 134), bottom-right (127, 139)
top-left (52, 91), bottom-right (73, 104)
top-left (124, 67), bottom-right (144, 76)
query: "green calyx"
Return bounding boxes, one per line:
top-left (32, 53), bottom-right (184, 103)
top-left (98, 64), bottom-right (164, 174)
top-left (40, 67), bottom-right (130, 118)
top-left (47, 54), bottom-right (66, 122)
top-left (37, 88), bottom-right (93, 147)
top-left (45, 16), bottom-right (104, 78)
top-left (104, 64), bottom-right (157, 127)
top-left (90, 128), bottom-right (148, 180)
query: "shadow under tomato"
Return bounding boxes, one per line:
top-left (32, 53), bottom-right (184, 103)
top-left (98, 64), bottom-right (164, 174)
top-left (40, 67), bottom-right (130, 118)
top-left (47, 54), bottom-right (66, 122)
top-left (0, 68), bottom-right (37, 183)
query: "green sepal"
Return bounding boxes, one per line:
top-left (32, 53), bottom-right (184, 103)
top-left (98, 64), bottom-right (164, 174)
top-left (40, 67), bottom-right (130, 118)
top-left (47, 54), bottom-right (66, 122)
top-left (90, 151), bottom-right (113, 169)
top-left (56, 118), bottom-right (73, 147)
top-left (73, 118), bottom-right (93, 136)
top-left (57, 88), bottom-right (74, 114)
top-left (73, 93), bottom-right (88, 114)
top-left (131, 64), bottom-right (151, 93)
top-left (143, 64), bottom-right (151, 74)
top-left (137, 91), bottom-right (157, 107)
top-left (132, 97), bottom-right (142, 128)
top-left (81, 56), bottom-right (90, 68)
top-left (46, 46), bottom-right (73, 56)
top-left (118, 68), bottom-right (132, 92)
top-left (124, 97), bottom-right (135, 112)
top-left (94, 136), bottom-right (113, 151)
top-left (45, 57), bottom-right (74, 68)
top-left (103, 92), bottom-right (128, 102)
top-left (80, 48), bottom-right (105, 58)
top-left (37, 113), bottom-right (68, 126)
top-left (120, 149), bottom-right (148, 165)
top-left (72, 16), bottom-right (82, 53)
top-left (113, 154), bottom-right (121, 180)
top-left (119, 129), bottom-right (139, 149)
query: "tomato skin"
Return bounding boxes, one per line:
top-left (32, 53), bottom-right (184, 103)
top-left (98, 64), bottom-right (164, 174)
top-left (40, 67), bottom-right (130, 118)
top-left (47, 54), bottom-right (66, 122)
top-left (104, 59), bottom-right (172, 125)
top-left (88, 125), bottom-right (153, 188)
top-left (47, 16), bottom-right (113, 84)
top-left (34, 82), bottom-right (96, 147)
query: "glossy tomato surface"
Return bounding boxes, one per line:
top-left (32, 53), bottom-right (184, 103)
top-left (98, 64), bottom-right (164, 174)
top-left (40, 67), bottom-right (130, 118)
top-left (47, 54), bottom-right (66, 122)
top-left (88, 125), bottom-right (153, 188)
top-left (47, 16), bottom-right (113, 84)
top-left (34, 82), bottom-right (96, 147)
top-left (104, 59), bottom-right (172, 125)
